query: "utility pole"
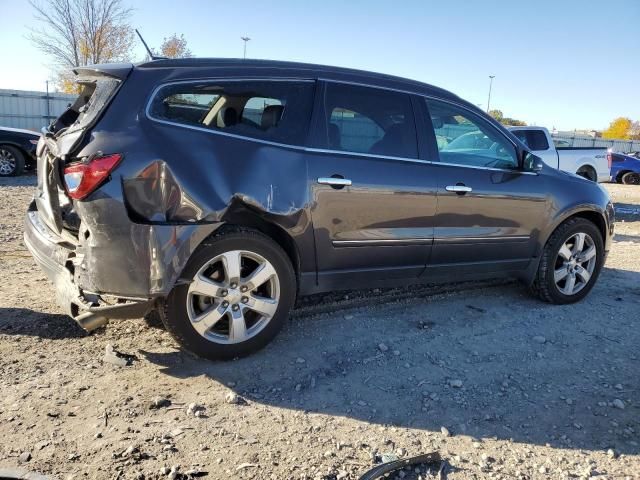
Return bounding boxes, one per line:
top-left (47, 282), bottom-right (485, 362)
top-left (487, 75), bottom-right (495, 112)
top-left (241, 36), bottom-right (251, 59)
top-left (45, 80), bottom-right (51, 124)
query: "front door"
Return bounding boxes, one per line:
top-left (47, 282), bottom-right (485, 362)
top-left (307, 82), bottom-right (438, 289)
top-left (421, 98), bottom-right (549, 276)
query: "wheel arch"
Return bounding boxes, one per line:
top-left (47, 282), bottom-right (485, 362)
top-left (615, 169), bottom-right (632, 182)
top-left (575, 163), bottom-right (597, 181)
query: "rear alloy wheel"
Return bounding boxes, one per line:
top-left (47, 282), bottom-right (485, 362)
top-left (621, 172), bottom-right (640, 185)
top-left (0, 145), bottom-right (25, 176)
top-left (532, 217), bottom-right (604, 304)
top-left (160, 229), bottom-right (296, 360)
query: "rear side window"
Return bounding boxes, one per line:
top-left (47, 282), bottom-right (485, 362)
top-left (319, 83), bottom-right (418, 158)
top-left (511, 129), bottom-right (550, 151)
top-left (148, 80), bottom-right (315, 145)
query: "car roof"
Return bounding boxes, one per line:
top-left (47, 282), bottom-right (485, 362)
top-left (135, 57), bottom-right (461, 102)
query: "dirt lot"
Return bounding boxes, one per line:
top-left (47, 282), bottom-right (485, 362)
top-left (0, 176), bottom-right (638, 480)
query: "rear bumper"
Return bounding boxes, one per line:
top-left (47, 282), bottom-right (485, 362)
top-left (24, 204), bottom-right (153, 330)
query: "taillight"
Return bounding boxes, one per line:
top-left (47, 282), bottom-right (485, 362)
top-left (607, 152), bottom-right (612, 168)
top-left (64, 153), bottom-right (122, 200)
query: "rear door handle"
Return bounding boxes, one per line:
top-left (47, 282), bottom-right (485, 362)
top-left (318, 177), bottom-right (352, 187)
top-left (445, 185), bottom-right (472, 193)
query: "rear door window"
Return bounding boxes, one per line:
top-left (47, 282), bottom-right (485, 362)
top-left (318, 83), bottom-right (418, 158)
top-left (148, 80), bottom-right (315, 146)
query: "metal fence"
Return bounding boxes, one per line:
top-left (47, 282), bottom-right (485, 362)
top-left (0, 89), bottom-right (76, 132)
top-left (551, 135), bottom-right (640, 153)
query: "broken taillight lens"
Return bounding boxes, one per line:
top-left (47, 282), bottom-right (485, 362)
top-left (64, 153), bottom-right (122, 200)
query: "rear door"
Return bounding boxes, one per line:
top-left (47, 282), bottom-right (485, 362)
top-left (306, 81), bottom-right (438, 289)
top-left (420, 98), bottom-right (549, 276)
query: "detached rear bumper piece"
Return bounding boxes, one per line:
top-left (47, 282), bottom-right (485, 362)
top-left (23, 203), bottom-right (153, 331)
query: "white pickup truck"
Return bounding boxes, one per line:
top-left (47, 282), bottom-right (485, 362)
top-left (509, 126), bottom-right (610, 182)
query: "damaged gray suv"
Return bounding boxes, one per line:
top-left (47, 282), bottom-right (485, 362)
top-left (25, 58), bottom-right (614, 359)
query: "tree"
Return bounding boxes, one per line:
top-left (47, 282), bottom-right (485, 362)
top-left (602, 117), bottom-right (632, 140)
top-left (159, 34), bottom-right (192, 59)
top-left (489, 109), bottom-right (526, 126)
top-left (628, 121), bottom-right (640, 140)
top-left (29, 0), bottom-right (135, 93)
top-left (488, 110), bottom-right (503, 122)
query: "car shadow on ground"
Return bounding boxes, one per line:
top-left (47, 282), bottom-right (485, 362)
top-left (0, 308), bottom-right (86, 339)
top-left (0, 172), bottom-right (37, 188)
top-left (139, 267), bottom-right (640, 457)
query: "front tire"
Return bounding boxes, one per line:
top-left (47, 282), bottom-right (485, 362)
top-left (531, 218), bottom-right (604, 304)
top-left (160, 228), bottom-right (296, 360)
top-left (0, 145), bottom-right (25, 176)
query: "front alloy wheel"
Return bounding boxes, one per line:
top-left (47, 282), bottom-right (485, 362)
top-left (553, 232), bottom-right (597, 295)
top-left (532, 217), bottom-right (604, 304)
top-left (0, 147), bottom-right (18, 176)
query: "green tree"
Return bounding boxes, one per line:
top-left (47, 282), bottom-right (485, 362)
top-left (602, 117), bottom-right (632, 139)
top-left (489, 109), bottom-right (526, 126)
top-left (488, 109), bottom-right (503, 122)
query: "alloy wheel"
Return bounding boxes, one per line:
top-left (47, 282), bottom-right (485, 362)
top-left (186, 250), bottom-right (280, 344)
top-left (0, 148), bottom-right (16, 175)
top-left (553, 232), bottom-right (597, 295)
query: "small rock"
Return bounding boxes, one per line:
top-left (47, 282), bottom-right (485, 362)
top-left (378, 343), bottom-right (389, 352)
top-left (168, 465), bottom-right (179, 480)
top-left (295, 357), bottom-right (306, 364)
top-left (393, 350), bottom-right (400, 356)
top-left (236, 463), bottom-right (258, 471)
top-left (357, 400), bottom-right (367, 407)
top-left (187, 402), bottom-right (205, 416)
top-left (336, 471), bottom-right (348, 480)
top-left (160, 466), bottom-right (170, 475)
top-left (607, 448), bottom-right (617, 458)
top-left (614, 384), bottom-right (623, 390)
top-left (344, 314), bottom-right (354, 320)
top-left (533, 336), bottom-right (546, 344)
top-left (124, 445), bottom-right (138, 456)
top-left (566, 398), bottom-right (573, 405)
top-left (150, 396), bottom-right (171, 409)
top-left (381, 452), bottom-right (399, 463)
top-left (448, 379), bottom-right (463, 388)
top-left (539, 465), bottom-right (548, 474)
top-left (102, 344), bottom-right (133, 367)
top-left (94, 432), bottom-right (102, 439)
top-left (397, 447), bottom-right (407, 456)
top-left (225, 392), bottom-right (247, 405)
top-left (19, 451), bottom-right (31, 463)
top-left (612, 399), bottom-right (625, 410)
top-left (440, 426), bottom-right (451, 437)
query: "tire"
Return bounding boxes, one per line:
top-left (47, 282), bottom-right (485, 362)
top-left (0, 145), bottom-right (25, 177)
top-left (531, 217), bottom-right (604, 304)
top-left (621, 172), bottom-right (640, 185)
top-left (159, 227), bottom-right (296, 360)
top-left (576, 166), bottom-right (596, 182)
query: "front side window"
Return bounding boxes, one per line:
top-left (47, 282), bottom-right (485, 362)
top-left (320, 83), bottom-right (418, 158)
top-left (148, 80), bottom-right (314, 145)
top-left (425, 99), bottom-right (518, 169)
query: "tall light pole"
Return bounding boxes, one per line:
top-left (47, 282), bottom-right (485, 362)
top-left (486, 75), bottom-right (495, 112)
top-left (241, 36), bottom-right (251, 59)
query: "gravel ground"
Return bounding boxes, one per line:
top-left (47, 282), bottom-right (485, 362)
top-left (0, 174), bottom-right (638, 480)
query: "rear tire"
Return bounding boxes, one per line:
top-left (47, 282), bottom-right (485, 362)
top-left (621, 172), bottom-right (640, 185)
top-left (531, 217), bottom-right (604, 304)
top-left (576, 166), bottom-right (596, 182)
top-left (0, 145), bottom-right (25, 177)
top-left (160, 228), bottom-right (296, 360)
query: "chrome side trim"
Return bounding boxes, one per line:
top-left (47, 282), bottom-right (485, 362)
top-left (333, 238), bottom-right (433, 246)
top-left (434, 235), bottom-right (530, 243)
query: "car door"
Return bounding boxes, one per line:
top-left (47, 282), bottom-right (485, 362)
top-left (420, 98), bottom-right (549, 276)
top-left (306, 81), bottom-right (438, 289)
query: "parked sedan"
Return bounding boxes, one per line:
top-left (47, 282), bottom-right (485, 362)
top-left (24, 59), bottom-right (614, 360)
top-left (610, 152), bottom-right (640, 185)
top-left (0, 126), bottom-right (40, 176)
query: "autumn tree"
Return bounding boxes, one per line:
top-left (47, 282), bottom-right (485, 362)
top-left (602, 117), bottom-right (632, 139)
top-left (158, 34), bottom-right (192, 59)
top-left (29, 0), bottom-right (135, 92)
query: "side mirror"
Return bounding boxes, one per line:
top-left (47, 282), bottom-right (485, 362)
top-left (523, 152), bottom-right (544, 172)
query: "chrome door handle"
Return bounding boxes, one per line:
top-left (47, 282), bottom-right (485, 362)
top-left (445, 185), bottom-right (472, 193)
top-left (318, 177), bottom-right (352, 187)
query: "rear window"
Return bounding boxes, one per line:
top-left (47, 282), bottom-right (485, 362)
top-left (148, 81), bottom-right (315, 146)
top-left (512, 129), bottom-right (550, 151)
top-left (317, 83), bottom-right (417, 158)
top-left (51, 77), bottom-right (120, 136)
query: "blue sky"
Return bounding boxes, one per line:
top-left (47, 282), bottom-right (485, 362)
top-left (0, 0), bottom-right (638, 130)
